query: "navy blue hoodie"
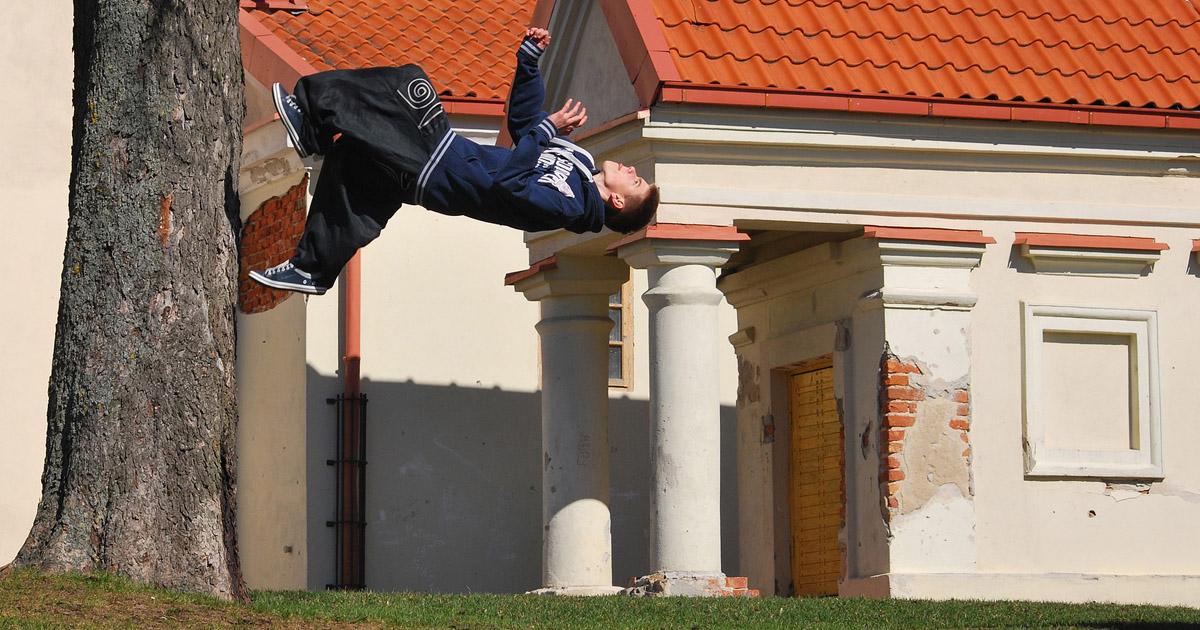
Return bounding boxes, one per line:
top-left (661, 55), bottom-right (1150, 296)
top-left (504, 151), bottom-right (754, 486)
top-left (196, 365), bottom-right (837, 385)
top-left (412, 38), bottom-right (606, 234)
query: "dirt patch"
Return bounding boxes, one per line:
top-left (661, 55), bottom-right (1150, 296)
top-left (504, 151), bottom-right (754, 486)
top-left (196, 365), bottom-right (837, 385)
top-left (0, 568), bottom-right (374, 629)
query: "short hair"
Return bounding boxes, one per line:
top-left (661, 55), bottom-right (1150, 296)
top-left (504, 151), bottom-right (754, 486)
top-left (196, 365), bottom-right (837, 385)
top-left (603, 184), bottom-right (660, 234)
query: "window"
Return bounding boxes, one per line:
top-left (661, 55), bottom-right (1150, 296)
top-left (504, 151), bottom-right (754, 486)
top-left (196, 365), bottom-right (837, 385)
top-left (608, 281), bottom-right (633, 389)
top-left (1022, 304), bottom-right (1162, 478)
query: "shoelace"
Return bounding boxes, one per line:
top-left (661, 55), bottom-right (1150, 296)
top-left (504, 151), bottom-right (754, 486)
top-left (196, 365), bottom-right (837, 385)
top-left (285, 96), bottom-right (303, 116)
top-left (265, 261), bottom-right (294, 277)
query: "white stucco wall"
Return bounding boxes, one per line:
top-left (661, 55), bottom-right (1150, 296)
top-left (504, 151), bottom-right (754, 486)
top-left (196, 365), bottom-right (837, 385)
top-left (877, 222), bottom-right (1200, 606)
top-left (970, 224), bottom-right (1200, 577)
top-left (235, 118), bottom-right (310, 589)
top-left (659, 105), bottom-right (1200, 603)
top-left (0, 0), bottom-right (72, 564)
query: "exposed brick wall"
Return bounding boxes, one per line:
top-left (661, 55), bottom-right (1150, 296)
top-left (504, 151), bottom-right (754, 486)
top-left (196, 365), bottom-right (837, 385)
top-left (878, 354), bottom-right (972, 521)
top-left (239, 176), bottom-right (308, 314)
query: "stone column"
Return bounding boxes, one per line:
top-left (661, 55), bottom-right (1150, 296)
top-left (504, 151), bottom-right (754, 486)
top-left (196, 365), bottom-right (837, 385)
top-left (615, 225), bottom-right (753, 597)
top-left (510, 254), bottom-right (629, 595)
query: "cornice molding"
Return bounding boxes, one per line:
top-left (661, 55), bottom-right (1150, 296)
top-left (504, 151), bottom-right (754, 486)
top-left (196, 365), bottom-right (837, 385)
top-left (658, 83), bottom-right (1200, 133)
top-left (507, 255), bottom-right (628, 300)
top-left (1013, 233), bottom-right (1168, 278)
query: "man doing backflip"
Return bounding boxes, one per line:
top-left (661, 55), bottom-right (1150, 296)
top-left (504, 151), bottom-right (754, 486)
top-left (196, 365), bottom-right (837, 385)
top-left (250, 27), bottom-right (659, 295)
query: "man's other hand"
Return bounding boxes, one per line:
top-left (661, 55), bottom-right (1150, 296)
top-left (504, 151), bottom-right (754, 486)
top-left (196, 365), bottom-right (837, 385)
top-left (525, 27), bottom-right (552, 50)
top-left (549, 98), bottom-right (587, 135)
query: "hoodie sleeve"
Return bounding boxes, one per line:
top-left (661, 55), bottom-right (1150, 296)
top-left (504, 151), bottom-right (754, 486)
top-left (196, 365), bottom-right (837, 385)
top-left (491, 118), bottom-right (589, 230)
top-left (506, 37), bottom-right (549, 142)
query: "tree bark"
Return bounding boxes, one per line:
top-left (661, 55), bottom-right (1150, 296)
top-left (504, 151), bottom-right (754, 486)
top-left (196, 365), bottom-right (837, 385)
top-left (15, 0), bottom-right (246, 600)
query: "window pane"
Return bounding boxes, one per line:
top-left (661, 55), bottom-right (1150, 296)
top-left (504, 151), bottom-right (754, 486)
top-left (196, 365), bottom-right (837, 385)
top-left (609, 292), bottom-right (621, 305)
top-left (609, 307), bottom-right (622, 342)
top-left (608, 346), bottom-right (622, 380)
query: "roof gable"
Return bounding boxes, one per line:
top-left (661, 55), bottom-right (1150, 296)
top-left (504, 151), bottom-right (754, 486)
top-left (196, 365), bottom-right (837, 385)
top-left (541, 1), bottom-right (642, 129)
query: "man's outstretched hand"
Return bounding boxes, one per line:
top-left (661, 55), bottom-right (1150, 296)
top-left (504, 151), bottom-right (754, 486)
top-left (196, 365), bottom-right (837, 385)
top-left (549, 98), bottom-right (587, 135)
top-left (526, 27), bottom-right (551, 50)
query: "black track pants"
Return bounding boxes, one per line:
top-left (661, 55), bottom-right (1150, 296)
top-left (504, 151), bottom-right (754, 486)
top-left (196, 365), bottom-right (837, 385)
top-left (288, 65), bottom-right (451, 285)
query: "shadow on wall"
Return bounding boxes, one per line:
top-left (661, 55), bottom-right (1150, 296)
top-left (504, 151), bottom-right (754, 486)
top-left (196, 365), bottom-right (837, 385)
top-left (305, 366), bottom-right (739, 593)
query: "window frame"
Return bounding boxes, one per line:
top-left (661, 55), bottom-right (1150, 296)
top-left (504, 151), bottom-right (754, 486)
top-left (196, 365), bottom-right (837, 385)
top-left (607, 280), bottom-right (634, 389)
top-left (1021, 303), bottom-right (1163, 479)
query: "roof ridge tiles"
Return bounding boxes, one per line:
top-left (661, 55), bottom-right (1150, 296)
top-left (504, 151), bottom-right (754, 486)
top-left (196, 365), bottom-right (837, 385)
top-left (746, 0), bottom-right (1200, 29)
top-left (658, 19), bottom-right (1200, 66)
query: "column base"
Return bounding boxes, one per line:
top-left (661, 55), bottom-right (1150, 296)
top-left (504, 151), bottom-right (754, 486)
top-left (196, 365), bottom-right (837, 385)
top-left (621, 572), bottom-right (759, 598)
top-left (527, 585), bottom-right (624, 596)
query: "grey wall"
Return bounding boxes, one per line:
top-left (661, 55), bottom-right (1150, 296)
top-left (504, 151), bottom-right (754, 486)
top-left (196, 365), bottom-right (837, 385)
top-left (306, 368), bottom-right (738, 593)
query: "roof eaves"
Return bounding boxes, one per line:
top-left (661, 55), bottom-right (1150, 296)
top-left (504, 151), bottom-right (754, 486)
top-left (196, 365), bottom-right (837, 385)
top-left (440, 96), bottom-right (507, 118)
top-left (239, 8), bottom-right (318, 89)
top-left (239, 0), bottom-right (307, 11)
top-left (657, 82), bottom-right (1200, 131)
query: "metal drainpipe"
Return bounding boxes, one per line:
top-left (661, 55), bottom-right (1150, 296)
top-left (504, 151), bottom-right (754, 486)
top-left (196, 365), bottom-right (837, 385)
top-left (340, 251), bottom-right (364, 588)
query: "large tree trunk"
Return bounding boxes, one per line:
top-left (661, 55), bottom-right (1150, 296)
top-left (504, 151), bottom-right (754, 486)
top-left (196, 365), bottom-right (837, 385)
top-left (15, 0), bottom-right (246, 599)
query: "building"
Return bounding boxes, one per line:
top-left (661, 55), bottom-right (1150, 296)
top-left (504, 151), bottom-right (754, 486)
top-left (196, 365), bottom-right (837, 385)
top-left (4, 0), bottom-right (1200, 606)
top-left (509, 0), bottom-right (1200, 605)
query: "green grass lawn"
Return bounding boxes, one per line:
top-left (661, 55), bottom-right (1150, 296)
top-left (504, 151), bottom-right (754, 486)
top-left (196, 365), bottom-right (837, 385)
top-left (2, 569), bottom-right (1199, 629)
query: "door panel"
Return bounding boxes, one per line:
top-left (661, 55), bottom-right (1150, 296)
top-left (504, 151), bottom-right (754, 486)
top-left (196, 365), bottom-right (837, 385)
top-left (788, 364), bottom-right (842, 597)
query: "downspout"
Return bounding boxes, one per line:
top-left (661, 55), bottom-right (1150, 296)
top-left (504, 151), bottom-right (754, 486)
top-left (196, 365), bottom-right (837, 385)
top-left (339, 251), bottom-right (365, 588)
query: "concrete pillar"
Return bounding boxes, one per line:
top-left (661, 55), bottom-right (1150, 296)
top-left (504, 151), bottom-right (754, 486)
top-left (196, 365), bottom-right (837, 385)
top-left (617, 226), bottom-right (749, 596)
top-left (844, 226), bottom-right (990, 597)
top-left (235, 134), bottom-right (310, 589)
top-left (510, 254), bottom-right (628, 595)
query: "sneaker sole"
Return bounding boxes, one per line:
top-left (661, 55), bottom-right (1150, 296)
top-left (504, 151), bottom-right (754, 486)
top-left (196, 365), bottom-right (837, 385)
top-left (249, 270), bottom-right (326, 295)
top-left (272, 83), bottom-right (310, 159)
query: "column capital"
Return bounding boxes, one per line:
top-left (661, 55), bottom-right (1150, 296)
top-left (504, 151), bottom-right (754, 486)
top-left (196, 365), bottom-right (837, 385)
top-left (506, 254), bottom-right (629, 302)
top-left (864, 226), bottom-right (992, 270)
top-left (610, 224), bottom-right (749, 269)
top-left (859, 226), bottom-right (993, 312)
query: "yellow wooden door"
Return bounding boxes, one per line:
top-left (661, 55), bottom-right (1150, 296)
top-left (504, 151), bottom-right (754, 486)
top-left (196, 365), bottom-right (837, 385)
top-left (788, 363), bottom-right (842, 597)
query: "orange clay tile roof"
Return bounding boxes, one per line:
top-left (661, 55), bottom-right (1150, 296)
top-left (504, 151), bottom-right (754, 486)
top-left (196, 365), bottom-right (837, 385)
top-left (250, 0), bottom-right (533, 100)
top-left (651, 0), bottom-right (1200, 110)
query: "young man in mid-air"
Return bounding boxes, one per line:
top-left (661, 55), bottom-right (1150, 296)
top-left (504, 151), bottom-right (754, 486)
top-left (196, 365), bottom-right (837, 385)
top-left (250, 27), bottom-right (659, 295)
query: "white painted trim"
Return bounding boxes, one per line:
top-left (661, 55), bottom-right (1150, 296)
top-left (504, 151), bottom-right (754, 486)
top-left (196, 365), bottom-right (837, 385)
top-left (719, 239), bottom-right (880, 309)
top-left (239, 124), bottom-right (306, 196)
top-left (618, 239), bottom-right (742, 270)
top-left (660, 187), bottom-right (1200, 228)
top-left (845, 572), bottom-right (1200, 607)
top-left (876, 240), bottom-right (988, 269)
top-left (1021, 304), bottom-right (1163, 479)
top-left (728, 327), bottom-right (756, 349)
top-left (858, 288), bottom-right (978, 312)
top-left (1017, 244), bottom-right (1162, 278)
top-left (644, 105), bottom-right (1200, 165)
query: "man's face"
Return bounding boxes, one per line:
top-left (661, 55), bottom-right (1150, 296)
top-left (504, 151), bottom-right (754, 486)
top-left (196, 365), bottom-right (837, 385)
top-left (600, 160), bottom-right (650, 207)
